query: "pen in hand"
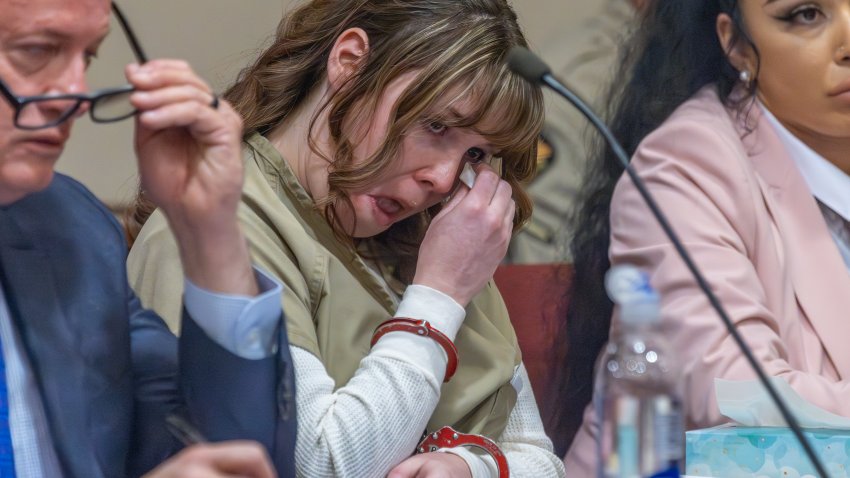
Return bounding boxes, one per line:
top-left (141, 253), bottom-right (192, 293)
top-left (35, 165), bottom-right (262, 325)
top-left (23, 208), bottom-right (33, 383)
top-left (165, 413), bottom-right (208, 447)
top-left (156, 414), bottom-right (277, 478)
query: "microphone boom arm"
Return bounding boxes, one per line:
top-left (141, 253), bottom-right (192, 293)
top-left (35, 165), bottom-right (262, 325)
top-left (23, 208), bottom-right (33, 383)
top-left (508, 46), bottom-right (830, 478)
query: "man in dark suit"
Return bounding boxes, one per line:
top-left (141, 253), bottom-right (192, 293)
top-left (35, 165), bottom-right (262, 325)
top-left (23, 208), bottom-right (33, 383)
top-left (0, 0), bottom-right (295, 476)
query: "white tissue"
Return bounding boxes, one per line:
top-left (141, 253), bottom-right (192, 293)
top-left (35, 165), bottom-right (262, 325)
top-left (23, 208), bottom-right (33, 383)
top-left (715, 377), bottom-right (850, 428)
top-left (459, 162), bottom-right (477, 188)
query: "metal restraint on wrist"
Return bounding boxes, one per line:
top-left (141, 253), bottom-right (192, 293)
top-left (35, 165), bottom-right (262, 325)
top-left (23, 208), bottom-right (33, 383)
top-left (370, 317), bottom-right (458, 382)
top-left (417, 426), bottom-right (509, 478)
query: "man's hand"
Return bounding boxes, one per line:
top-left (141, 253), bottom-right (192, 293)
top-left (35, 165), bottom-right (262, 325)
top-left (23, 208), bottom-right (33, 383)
top-left (127, 60), bottom-right (257, 296)
top-left (143, 442), bottom-right (276, 478)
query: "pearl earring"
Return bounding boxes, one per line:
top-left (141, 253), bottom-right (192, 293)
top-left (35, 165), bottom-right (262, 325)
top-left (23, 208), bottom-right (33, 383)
top-left (739, 69), bottom-right (753, 88)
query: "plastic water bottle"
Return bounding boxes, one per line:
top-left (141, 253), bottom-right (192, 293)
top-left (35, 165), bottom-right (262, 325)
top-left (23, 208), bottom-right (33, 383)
top-left (594, 265), bottom-right (684, 478)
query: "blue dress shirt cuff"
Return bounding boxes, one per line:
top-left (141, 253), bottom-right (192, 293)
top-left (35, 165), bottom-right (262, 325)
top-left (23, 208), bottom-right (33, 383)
top-left (183, 267), bottom-right (282, 360)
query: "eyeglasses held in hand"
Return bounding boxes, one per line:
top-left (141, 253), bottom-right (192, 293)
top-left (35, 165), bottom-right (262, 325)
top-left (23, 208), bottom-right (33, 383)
top-left (0, 2), bottom-right (148, 130)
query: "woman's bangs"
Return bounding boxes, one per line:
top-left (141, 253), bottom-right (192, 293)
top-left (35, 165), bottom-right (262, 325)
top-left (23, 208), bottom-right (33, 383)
top-left (433, 64), bottom-right (543, 158)
top-left (476, 66), bottom-right (542, 155)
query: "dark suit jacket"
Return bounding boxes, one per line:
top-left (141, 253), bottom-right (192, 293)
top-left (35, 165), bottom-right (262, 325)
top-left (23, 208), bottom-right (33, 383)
top-left (0, 173), bottom-right (296, 478)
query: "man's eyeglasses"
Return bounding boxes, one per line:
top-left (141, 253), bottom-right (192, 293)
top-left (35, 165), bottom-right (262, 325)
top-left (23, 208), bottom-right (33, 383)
top-left (0, 3), bottom-right (148, 130)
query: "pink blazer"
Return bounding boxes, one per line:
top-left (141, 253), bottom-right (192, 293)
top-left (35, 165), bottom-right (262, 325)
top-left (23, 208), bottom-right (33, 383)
top-left (564, 86), bottom-right (850, 473)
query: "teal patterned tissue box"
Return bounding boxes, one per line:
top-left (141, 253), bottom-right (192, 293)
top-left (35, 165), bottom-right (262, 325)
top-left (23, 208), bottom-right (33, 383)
top-left (686, 426), bottom-right (850, 477)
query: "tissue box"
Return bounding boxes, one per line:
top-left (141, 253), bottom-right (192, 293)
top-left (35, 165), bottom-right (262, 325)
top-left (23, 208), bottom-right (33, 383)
top-left (686, 425), bottom-right (850, 477)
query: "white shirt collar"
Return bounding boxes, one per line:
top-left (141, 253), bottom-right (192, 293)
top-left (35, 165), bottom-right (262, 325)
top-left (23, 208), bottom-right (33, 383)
top-left (760, 104), bottom-right (850, 222)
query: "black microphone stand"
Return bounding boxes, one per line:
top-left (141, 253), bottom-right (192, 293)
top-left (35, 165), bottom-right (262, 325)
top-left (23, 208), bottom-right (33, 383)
top-left (506, 46), bottom-right (830, 478)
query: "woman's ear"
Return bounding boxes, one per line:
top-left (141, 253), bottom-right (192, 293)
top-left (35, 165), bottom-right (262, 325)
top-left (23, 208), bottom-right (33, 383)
top-left (327, 27), bottom-right (369, 90)
top-left (716, 13), bottom-right (754, 74)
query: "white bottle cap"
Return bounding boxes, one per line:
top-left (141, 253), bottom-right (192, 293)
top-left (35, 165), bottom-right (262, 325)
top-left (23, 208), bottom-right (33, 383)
top-left (605, 264), bottom-right (660, 325)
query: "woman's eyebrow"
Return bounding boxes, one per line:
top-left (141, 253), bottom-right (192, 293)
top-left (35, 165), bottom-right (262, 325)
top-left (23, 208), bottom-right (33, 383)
top-left (447, 106), bottom-right (477, 122)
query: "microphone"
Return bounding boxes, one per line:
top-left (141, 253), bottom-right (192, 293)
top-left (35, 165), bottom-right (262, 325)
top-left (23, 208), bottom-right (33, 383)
top-left (506, 46), bottom-right (830, 477)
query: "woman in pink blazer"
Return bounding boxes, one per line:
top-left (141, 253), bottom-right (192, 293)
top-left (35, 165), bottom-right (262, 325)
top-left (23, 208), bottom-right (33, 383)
top-left (564, 0), bottom-right (850, 473)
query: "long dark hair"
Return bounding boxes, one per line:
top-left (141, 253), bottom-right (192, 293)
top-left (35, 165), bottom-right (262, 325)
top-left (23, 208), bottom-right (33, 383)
top-left (563, 0), bottom-right (758, 441)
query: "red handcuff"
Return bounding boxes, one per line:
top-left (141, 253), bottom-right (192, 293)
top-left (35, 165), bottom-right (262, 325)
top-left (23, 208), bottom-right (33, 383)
top-left (370, 318), bottom-right (458, 382)
top-left (417, 426), bottom-right (510, 478)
